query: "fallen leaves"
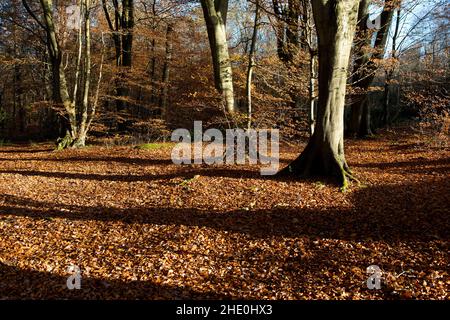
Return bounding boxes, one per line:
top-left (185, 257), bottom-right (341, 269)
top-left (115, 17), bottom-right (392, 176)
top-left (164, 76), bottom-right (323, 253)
top-left (0, 129), bottom-right (448, 299)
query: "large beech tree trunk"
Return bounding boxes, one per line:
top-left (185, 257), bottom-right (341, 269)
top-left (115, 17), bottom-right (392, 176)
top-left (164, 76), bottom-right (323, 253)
top-left (279, 0), bottom-right (360, 187)
top-left (200, 0), bottom-right (235, 113)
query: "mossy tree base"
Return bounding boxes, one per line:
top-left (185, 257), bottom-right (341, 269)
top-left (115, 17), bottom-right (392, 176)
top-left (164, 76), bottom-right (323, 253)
top-left (56, 132), bottom-right (86, 150)
top-left (278, 138), bottom-right (357, 188)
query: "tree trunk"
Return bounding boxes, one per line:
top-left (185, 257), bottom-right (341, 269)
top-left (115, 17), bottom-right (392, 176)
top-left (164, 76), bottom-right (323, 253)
top-left (382, 73), bottom-right (391, 127)
top-left (149, 38), bottom-right (157, 105)
top-left (73, 0), bottom-right (92, 148)
top-left (102, 0), bottom-right (134, 127)
top-left (160, 23), bottom-right (174, 121)
top-left (347, 0), bottom-right (396, 137)
top-left (272, 0), bottom-right (300, 64)
top-left (279, 0), bottom-right (360, 187)
top-left (121, 0), bottom-right (134, 67)
top-left (301, 0), bottom-right (318, 136)
top-left (37, 0), bottom-right (96, 149)
top-left (383, 6), bottom-right (401, 128)
top-left (200, 0), bottom-right (235, 113)
top-left (246, 0), bottom-right (260, 130)
top-left (40, 0), bottom-right (77, 140)
top-left (309, 52), bottom-right (318, 136)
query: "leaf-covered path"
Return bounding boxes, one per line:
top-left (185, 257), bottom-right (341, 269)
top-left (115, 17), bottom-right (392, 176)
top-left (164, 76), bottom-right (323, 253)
top-left (0, 130), bottom-right (448, 299)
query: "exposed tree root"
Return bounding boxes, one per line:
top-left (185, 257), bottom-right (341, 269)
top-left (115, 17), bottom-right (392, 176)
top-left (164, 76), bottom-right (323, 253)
top-left (56, 133), bottom-right (73, 151)
top-left (277, 143), bottom-right (358, 189)
top-left (56, 132), bottom-right (86, 150)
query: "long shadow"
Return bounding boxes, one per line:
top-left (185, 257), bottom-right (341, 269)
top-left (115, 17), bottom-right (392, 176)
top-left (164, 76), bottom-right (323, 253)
top-left (1, 178), bottom-right (448, 242)
top-left (0, 170), bottom-right (172, 182)
top-left (0, 148), bottom-right (54, 154)
top-left (0, 167), bottom-right (263, 182)
top-left (0, 155), bottom-right (293, 168)
top-left (352, 157), bottom-right (450, 169)
top-left (0, 262), bottom-right (229, 300)
top-left (0, 156), bottom-right (174, 166)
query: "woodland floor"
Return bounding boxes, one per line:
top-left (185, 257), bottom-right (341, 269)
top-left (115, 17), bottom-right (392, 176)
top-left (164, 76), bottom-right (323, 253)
top-left (0, 127), bottom-right (448, 300)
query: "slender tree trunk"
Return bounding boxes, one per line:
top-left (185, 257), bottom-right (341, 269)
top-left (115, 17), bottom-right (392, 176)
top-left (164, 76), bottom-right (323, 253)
top-left (246, 0), bottom-right (260, 130)
top-left (148, 0), bottom-right (157, 108)
top-left (149, 38), bottom-right (157, 105)
top-left (121, 0), bottom-right (134, 67)
top-left (383, 6), bottom-right (401, 127)
top-left (279, 0), bottom-right (360, 187)
top-left (309, 52), bottom-right (318, 136)
top-left (160, 23), bottom-right (174, 120)
top-left (301, 0), bottom-right (318, 136)
top-left (86, 32), bottom-right (106, 134)
top-left (118, 0), bottom-right (133, 126)
top-left (102, 0), bottom-right (134, 126)
top-left (200, 0), bottom-right (235, 113)
top-left (73, 0), bottom-right (92, 147)
top-left (383, 73), bottom-right (391, 127)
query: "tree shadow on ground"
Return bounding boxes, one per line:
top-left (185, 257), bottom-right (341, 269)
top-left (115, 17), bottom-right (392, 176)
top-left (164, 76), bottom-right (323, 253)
top-left (1, 155), bottom-right (448, 183)
top-left (0, 156), bottom-right (175, 166)
top-left (0, 167), bottom-right (262, 182)
top-left (0, 262), bottom-right (229, 300)
top-left (0, 148), bottom-right (54, 154)
top-left (352, 157), bottom-right (450, 169)
top-left (1, 178), bottom-right (448, 242)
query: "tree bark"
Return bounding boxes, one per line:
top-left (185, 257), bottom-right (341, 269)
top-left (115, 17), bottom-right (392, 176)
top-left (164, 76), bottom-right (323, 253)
top-left (73, 0), bottom-right (92, 148)
top-left (35, 0), bottom-right (95, 149)
top-left (309, 52), bottom-right (318, 136)
top-left (300, 0), bottom-right (318, 136)
top-left (383, 5), bottom-right (401, 127)
top-left (246, 0), bottom-right (260, 130)
top-left (200, 0), bottom-right (235, 113)
top-left (160, 23), bottom-right (174, 121)
top-left (102, 0), bottom-right (134, 124)
top-left (279, 0), bottom-right (360, 187)
top-left (272, 0), bottom-right (300, 64)
top-left (39, 0), bottom-right (77, 139)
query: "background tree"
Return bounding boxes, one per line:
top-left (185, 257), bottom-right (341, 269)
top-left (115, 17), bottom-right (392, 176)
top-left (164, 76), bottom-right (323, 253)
top-left (347, 0), bottom-right (397, 137)
top-left (101, 0), bottom-right (134, 127)
top-left (200, 0), bottom-right (235, 113)
top-left (0, 0), bottom-right (446, 151)
top-left (27, 0), bottom-right (99, 148)
top-left (245, 0), bottom-right (261, 129)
